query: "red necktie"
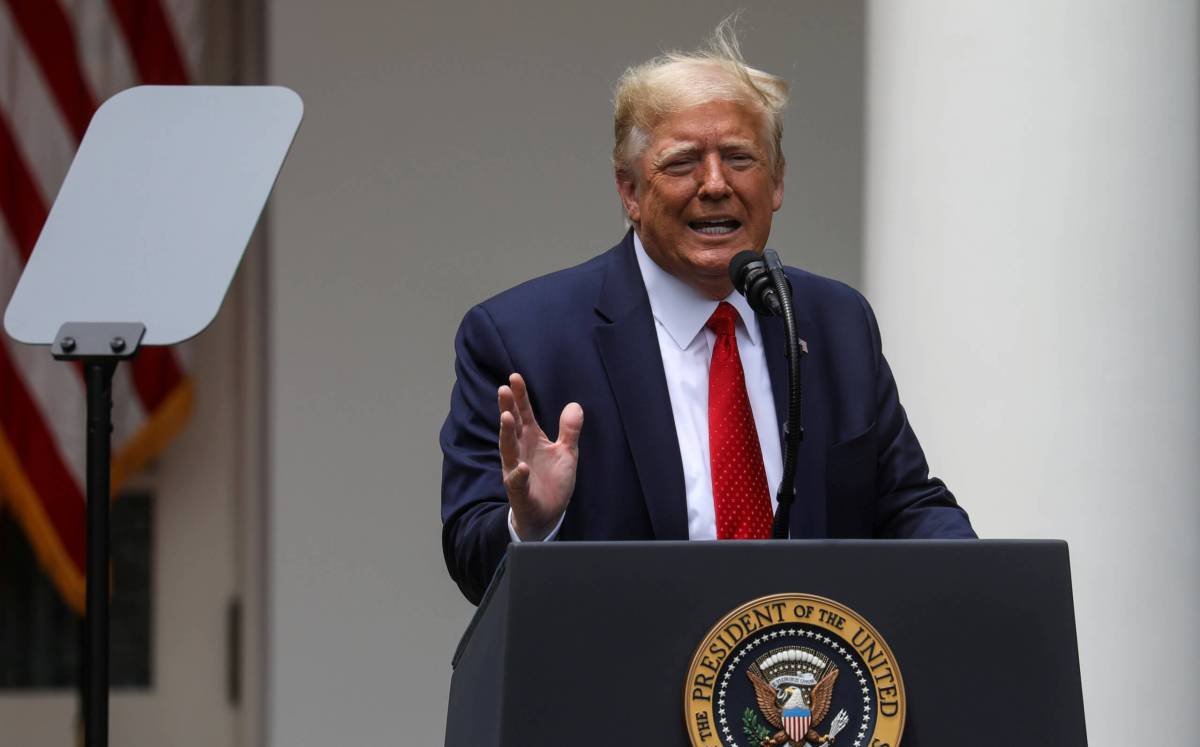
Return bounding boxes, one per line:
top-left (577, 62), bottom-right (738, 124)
top-left (706, 302), bottom-right (774, 539)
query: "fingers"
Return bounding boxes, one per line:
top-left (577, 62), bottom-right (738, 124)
top-left (498, 373), bottom-right (534, 501)
top-left (498, 404), bottom-right (529, 503)
top-left (497, 384), bottom-right (522, 435)
top-left (498, 409), bottom-right (520, 473)
top-left (509, 373), bottom-right (537, 429)
top-left (557, 402), bottom-right (584, 451)
top-left (504, 461), bottom-right (530, 499)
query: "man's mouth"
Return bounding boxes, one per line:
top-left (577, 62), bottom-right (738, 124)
top-left (688, 219), bottom-right (741, 236)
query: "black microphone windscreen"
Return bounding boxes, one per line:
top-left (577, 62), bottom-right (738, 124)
top-left (728, 250), bottom-right (760, 291)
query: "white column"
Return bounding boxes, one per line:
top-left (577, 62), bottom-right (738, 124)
top-left (864, 1), bottom-right (1198, 742)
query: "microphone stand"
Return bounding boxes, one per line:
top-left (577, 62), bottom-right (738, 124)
top-left (762, 250), bottom-right (805, 539)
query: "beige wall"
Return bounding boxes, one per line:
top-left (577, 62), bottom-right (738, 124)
top-left (266, 2), bottom-right (865, 744)
top-left (865, 1), bottom-right (1199, 742)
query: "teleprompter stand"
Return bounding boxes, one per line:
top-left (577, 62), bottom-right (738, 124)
top-left (52, 322), bottom-right (145, 747)
top-left (4, 86), bottom-right (303, 747)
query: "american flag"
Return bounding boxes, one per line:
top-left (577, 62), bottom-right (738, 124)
top-left (0, 0), bottom-right (203, 614)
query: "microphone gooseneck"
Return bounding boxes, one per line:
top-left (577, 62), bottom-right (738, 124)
top-left (728, 249), bottom-right (805, 540)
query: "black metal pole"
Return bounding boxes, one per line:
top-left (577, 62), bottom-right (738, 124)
top-left (764, 251), bottom-right (805, 540)
top-left (84, 360), bottom-right (115, 747)
top-left (50, 323), bottom-right (143, 747)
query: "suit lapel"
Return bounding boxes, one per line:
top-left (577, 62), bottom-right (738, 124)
top-left (593, 232), bottom-right (689, 540)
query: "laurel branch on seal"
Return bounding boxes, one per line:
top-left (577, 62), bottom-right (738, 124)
top-left (742, 708), bottom-right (773, 746)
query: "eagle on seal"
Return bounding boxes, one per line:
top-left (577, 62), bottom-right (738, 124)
top-left (747, 666), bottom-right (846, 746)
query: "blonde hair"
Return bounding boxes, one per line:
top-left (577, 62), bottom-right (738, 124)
top-left (612, 16), bottom-right (789, 177)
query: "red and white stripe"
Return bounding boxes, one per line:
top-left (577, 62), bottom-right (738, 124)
top-left (783, 713), bottom-right (811, 743)
top-left (0, 0), bottom-right (200, 613)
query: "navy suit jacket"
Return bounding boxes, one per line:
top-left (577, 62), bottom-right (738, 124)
top-left (440, 231), bottom-right (974, 603)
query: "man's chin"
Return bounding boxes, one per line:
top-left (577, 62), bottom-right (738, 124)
top-left (685, 241), bottom-right (749, 270)
top-left (682, 255), bottom-right (744, 298)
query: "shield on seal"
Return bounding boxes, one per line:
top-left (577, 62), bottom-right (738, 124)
top-left (782, 707), bottom-right (811, 743)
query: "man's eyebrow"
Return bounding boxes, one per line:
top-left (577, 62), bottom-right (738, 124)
top-left (719, 138), bottom-right (760, 152)
top-left (654, 139), bottom-right (762, 165)
top-left (654, 143), bottom-right (701, 164)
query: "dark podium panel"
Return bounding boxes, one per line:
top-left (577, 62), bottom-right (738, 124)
top-left (446, 540), bottom-right (1087, 747)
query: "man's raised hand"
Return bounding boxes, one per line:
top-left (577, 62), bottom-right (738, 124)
top-left (497, 373), bottom-right (583, 541)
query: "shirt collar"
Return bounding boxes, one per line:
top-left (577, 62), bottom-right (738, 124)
top-left (633, 231), bottom-right (761, 351)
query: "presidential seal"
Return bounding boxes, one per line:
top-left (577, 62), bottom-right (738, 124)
top-left (685, 594), bottom-right (905, 747)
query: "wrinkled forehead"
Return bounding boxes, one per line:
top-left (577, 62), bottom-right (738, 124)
top-left (650, 136), bottom-right (763, 165)
top-left (640, 101), bottom-right (770, 159)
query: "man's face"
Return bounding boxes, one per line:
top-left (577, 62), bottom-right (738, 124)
top-left (616, 100), bottom-right (784, 299)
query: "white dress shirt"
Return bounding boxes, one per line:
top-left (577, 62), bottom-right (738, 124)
top-left (509, 233), bottom-right (783, 541)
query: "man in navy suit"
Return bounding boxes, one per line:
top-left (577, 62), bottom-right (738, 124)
top-left (440, 25), bottom-right (974, 604)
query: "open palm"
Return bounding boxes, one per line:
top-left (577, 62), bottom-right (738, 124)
top-left (497, 373), bottom-right (583, 540)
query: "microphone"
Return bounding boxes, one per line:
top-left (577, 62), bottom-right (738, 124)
top-left (729, 250), bottom-right (784, 316)
top-left (729, 248), bottom-right (805, 540)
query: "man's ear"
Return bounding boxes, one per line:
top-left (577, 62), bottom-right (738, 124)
top-left (614, 169), bottom-right (641, 223)
top-left (771, 165), bottom-right (785, 213)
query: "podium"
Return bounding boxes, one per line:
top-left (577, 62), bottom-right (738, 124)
top-left (446, 540), bottom-right (1088, 747)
